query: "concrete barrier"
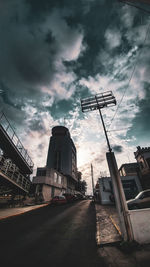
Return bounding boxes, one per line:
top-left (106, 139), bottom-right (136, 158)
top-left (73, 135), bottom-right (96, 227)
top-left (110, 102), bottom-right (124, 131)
top-left (129, 208), bottom-right (150, 244)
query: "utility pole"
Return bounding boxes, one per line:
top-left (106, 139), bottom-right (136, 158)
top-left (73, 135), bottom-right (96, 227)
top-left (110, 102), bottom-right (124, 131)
top-left (81, 91), bottom-right (133, 241)
top-left (91, 164), bottom-right (95, 196)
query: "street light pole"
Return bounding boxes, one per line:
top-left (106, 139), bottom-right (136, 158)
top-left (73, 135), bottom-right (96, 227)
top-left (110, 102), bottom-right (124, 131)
top-left (91, 164), bottom-right (95, 196)
top-left (81, 91), bottom-right (133, 241)
top-left (95, 95), bottom-right (112, 153)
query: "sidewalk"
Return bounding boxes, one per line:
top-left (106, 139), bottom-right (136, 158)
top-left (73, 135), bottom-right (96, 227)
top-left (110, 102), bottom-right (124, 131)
top-left (95, 202), bottom-right (121, 246)
top-left (0, 203), bottom-right (48, 220)
top-left (95, 202), bottom-right (150, 267)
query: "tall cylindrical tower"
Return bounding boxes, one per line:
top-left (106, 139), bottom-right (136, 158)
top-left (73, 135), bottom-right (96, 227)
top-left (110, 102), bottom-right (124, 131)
top-left (46, 126), bottom-right (77, 180)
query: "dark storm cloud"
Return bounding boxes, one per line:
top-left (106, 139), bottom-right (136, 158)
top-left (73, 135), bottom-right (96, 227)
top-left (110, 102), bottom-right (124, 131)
top-left (0, 0), bottom-right (129, 112)
top-left (64, 0), bottom-right (118, 77)
top-left (0, 0), bottom-right (85, 126)
top-left (0, 0), bottom-right (57, 125)
top-left (28, 118), bottom-right (45, 133)
top-left (0, 0), bottom-right (57, 87)
top-left (126, 85), bottom-right (150, 142)
top-left (0, 0), bottom-right (149, 143)
top-left (49, 83), bottom-right (90, 119)
top-left (112, 145), bottom-right (123, 153)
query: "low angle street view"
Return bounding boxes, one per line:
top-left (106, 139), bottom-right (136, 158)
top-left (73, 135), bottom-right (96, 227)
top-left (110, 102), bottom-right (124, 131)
top-left (0, 1), bottom-right (150, 267)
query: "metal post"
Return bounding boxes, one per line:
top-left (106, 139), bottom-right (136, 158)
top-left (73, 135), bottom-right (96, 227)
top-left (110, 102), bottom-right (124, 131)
top-left (106, 152), bottom-right (133, 241)
top-left (91, 164), bottom-right (95, 196)
top-left (81, 91), bottom-right (133, 241)
top-left (95, 96), bottom-right (112, 152)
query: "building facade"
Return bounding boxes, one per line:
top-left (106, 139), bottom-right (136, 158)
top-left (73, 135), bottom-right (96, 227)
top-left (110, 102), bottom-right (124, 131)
top-left (46, 126), bottom-right (78, 190)
top-left (119, 163), bottom-right (138, 177)
top-left (46, 126), bottom-right (77, 179)
top-left (134, 146), bottom-right (150, 189)
top-left (32, 126), bottom-right (79, 202)
top-left (32, 167), bottom-right (68, 202)
top-left (97, 175), bottom-right (142, 205)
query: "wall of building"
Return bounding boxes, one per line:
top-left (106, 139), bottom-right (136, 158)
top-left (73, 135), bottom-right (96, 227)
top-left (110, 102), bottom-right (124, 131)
top-left (121, 175), bottom-right (142, 200)
top-left (53, 187), bottom-right (62, 196)
top-left (119, 163), bottom-right (138, 177)
top-left (33, 168), bottom-right (67, 189)
top-left (98, 175), bottom-right (142, 205)
top-left (32, 167), bottom-right (68, 201)
top-left (99, 177), bottom-right (112, 205)
top-left (42, 185), bottom-right (52, 202)
top-left (135, 147), bottom-right (150, 175)
top-left (129, 209), bottom-right (150, 244)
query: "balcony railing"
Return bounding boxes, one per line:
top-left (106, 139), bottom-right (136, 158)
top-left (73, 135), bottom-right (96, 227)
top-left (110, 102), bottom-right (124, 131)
top-left (0, 113), bottom-right (34, 169)
top-left (0, 156), bottom-right (31, 193)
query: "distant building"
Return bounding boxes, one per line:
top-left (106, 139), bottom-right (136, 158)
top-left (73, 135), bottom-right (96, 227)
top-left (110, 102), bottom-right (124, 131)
top-left (33, 126), bottom-right (79, 202)
top-left (32, 167), bottom-right (67, 202)
top-left (97, 175), bottom-right (142, 205)
top-left (119, 163), bottom-right (138, 177)
top-left (134, 146), bottom-right (150, 189)
top-left (47, 126), bottom-right (77, 178)
top-left (46, 126), bottom-right (78, 190)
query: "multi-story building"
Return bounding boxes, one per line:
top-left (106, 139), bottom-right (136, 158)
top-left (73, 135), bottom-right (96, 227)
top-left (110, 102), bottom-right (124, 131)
top-left (32, 167), bottom-right (67, 202)
top-left (119, 163), bottom-right (138, 177)
top-left (46, 126), bottom-right (78, 191)
top-left (0, 113), bottom-right (33, 206)
top-left (33, 126), bottom-right (78, 202)
top-left (97, 175), bottom-right (142, 205)
top-left (134, 146), bottom-right (150, 189)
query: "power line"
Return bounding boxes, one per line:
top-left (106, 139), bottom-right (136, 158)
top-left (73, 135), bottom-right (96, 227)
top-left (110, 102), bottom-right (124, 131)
top-left (118, 0), bottom-right (150, 14)
top-left (108, 19), bottom-right (150, 130)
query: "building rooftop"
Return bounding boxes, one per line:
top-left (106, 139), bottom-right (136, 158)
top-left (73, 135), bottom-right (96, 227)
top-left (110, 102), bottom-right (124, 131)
top-left (134, 146), bottom-right (150, 158)
top-left (52, 126), bottom-right (70, 137)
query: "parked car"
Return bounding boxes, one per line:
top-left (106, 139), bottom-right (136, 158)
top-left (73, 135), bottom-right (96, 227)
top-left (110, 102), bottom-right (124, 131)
top-left (51, 195), bottom-right (67, 205)
top-left (127, 189), bottom-right (150, 210)
top-left (73, 195), bottom-right (78, 201)
top-left (75, 194), bottom-right (84, 200)
top-left (63, 193), bottom-right (74, 203)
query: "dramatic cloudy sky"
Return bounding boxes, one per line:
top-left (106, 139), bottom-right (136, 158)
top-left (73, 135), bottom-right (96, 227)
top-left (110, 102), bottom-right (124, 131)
top-left (0, 0), bottom-right (150, 193)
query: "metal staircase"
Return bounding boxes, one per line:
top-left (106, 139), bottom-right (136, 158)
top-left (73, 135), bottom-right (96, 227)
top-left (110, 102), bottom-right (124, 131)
top-left (0, 156), bottom-right (31, 193)
top-left (0, 113), bottom-right (33, 195)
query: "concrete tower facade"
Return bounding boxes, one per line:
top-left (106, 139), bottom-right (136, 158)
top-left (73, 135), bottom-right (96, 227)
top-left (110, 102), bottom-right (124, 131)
top-left (46, 126), bottom-right (77, 181)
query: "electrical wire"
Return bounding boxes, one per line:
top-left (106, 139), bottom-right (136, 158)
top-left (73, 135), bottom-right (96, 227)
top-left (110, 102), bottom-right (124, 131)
top-left (118, 0), bottom-right (150, 15)
top-left (108, 19), bottom-right (150, 130)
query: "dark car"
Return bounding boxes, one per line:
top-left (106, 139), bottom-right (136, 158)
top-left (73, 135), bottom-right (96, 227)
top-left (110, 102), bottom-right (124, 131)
top-left (127, 189), bottom-right (150, 210)
top-left (63, 193), bottom-right (74, 203)
top-left (74, 194), bottom-right (84, 200)
top-left (51, 195), bottom-right (67, 205)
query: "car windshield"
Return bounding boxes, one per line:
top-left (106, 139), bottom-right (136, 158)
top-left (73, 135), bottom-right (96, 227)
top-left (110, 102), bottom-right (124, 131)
top-left (135, 190), bottom-right (150, 199)
top-left (135, 192), bottom-right (143, 199)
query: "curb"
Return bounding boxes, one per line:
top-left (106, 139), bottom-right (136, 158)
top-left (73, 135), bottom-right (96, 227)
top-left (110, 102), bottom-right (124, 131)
top-left (95, 203), bottom-right (122, 246)
top-left (0, 203), bottom-right (49, 221)
top-left (109, 215), bottom-right (122, 236)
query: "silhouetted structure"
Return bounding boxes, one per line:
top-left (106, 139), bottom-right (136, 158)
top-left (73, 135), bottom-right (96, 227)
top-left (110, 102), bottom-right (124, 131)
top-left (46, 126), bottom-right (77, 181)
top-left (134, 146), bottom-right (150, 189)
top-left (33, 126), bottom-right (78, 202)
top-left (0, 113), bottom-right (32, 201)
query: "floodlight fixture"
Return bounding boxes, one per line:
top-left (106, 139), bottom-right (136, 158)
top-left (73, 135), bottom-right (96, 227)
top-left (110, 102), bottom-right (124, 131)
top-left (81, 91), bottom-right (116, 152)
top-left (81, 91), bottom-right (133, 241)
top-left (81, 91), bottom-right (116, 113)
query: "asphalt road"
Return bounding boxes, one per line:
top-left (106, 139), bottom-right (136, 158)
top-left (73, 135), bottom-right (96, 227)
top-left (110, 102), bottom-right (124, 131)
top-left (0, 200), bottom-right (107, 267)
